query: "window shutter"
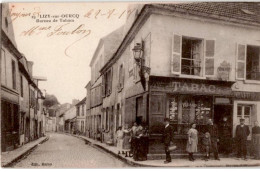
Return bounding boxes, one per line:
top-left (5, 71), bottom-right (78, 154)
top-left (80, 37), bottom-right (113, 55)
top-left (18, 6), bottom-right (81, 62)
top-left (122, 66), bottom-right (125, 89)
top-left (109, 68), bottom-right (113, 95)
top-left (101, 75), bottom-right (105, 97)
top-left (171, 34), bottom-right (182, 75)
top-left (204, 39), bottom-right (215, 76)
top-left (236, 44), bottom-right (246, 80)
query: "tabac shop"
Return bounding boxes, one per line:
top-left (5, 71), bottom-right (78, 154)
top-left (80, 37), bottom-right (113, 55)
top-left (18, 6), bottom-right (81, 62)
top-left (148, 76), bottom-right (234, 153)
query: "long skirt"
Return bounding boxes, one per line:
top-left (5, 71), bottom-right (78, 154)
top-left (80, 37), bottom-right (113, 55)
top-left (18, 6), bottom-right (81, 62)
top-left (117, 139), bottom-right (124, 152)
top-left (186, 138), bottom-right (198, 153)
top-left (252, 134), bottom-right (260, 159)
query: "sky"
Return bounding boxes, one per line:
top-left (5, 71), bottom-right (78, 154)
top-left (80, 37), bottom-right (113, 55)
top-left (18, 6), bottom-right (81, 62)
top-left (9, 2), bottom-right (128, 104)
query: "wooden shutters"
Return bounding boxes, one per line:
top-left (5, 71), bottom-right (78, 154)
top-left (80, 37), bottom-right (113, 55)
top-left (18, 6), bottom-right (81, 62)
top-left (171, 34), bottom-right (182, 75)
top-left (204, 39), bottom-right (215, 76)
top-left (236, 44), bottom-right (246, 80)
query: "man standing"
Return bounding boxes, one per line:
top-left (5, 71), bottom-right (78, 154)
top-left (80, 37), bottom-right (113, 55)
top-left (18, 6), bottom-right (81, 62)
top-left (207, 119), bottom-right (220, 160)
top-left (163, 118), bottom-right (173, 163)
top-left (220, 116), bottom-right (232, 156)
top-left (235, 118), bottom-right (250, 160)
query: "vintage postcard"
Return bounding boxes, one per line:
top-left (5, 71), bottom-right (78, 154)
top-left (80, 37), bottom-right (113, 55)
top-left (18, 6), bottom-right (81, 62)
top-left (1, 0), bottom-right (260, 168)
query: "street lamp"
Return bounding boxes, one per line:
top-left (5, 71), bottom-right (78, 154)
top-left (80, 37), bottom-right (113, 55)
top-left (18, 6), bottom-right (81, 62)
top-left (132, 42), bottom-right (151, 90)
top-left (132, 42), bottom-right (150, 74)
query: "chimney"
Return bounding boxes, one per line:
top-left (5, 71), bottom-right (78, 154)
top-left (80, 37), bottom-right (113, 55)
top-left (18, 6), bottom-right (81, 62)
top-left (27, 61), bottom-right (34, 76)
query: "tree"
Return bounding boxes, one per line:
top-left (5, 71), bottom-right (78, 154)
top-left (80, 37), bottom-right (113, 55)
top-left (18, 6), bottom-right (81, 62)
top-left (43, 94), bottom-right (60, 107)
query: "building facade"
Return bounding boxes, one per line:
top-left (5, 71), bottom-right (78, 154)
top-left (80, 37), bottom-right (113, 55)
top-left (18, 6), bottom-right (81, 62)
top-left (75, 97), bottom-right (86, 135)
top-left (1, 3), bottom-right (46, 152)
top-left (98, 2), bottom-right (260, 155)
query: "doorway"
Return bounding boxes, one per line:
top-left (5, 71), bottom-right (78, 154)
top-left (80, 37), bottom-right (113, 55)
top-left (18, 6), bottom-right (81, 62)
top-left (214, 104), bottom-right (233, 153)
top-left (214, 104), bottom-right (232, 127)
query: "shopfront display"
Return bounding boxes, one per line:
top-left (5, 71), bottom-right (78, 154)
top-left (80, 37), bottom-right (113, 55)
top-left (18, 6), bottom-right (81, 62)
top-left (148, 76), bottom-right (234, 154)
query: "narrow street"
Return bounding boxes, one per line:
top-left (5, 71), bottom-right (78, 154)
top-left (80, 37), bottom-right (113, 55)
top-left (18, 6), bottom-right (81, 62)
top-left (12, 133), bottom-right (131, 168)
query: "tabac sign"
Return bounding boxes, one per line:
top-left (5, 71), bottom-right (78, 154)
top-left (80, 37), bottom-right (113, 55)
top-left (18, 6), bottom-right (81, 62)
top-left (150, 80), bottom-right (233, 96)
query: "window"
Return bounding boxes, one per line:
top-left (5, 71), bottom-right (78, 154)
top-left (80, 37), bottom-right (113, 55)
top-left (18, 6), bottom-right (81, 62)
top-left (12, 60), bottom-right (16, 89)
top-left (103, 68), bottom-right (113, 97)
top-left (171, 34), bottom-right (215, 77)
top-left (181, 37), bottom-right (203, 76)
top-left (118, 64), bottom-right (124, 91)
top-left (20, 112), bottom-right (25, 134)
top-left (5, 17), bottom-right (8, 30)
top-left (76, 106), bottom-right (80, 116)
top-left (237, 44), bottom-right (260, 81)
top-left (30, 89), bottom-right (36, 107)
top-left (246, 45), bottom-right (260, 80)
top-left (20, 75), bottom-right (23, 97)
top-left (1, 49), bottom-right (6, 85)
top-left (237, 105), bottom-right (252, 125)
top-left (82, 105), bottom-right (84, 116)
top-left (105, 107), bottom-right (109, 130)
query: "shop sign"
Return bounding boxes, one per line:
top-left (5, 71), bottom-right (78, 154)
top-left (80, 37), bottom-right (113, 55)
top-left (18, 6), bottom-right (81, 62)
top-left (150, 81), bottom-right (232, 95)
top-left (233, 91), bottom-right (260, 101)
top-left (217, 61), bottom-right (231, 81)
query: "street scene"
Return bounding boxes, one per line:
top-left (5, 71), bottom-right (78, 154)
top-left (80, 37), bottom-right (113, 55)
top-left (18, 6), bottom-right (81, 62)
top-left (12, 133), bottom-right (130, 168)
top-left (1, 1), bottom-right (260, 168)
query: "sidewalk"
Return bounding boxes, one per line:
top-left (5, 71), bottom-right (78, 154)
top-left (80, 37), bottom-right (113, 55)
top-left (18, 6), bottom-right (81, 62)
top-left (69, 133), bottom-right (260, 167)
top-left (1, 136), bottom-right (49, 167)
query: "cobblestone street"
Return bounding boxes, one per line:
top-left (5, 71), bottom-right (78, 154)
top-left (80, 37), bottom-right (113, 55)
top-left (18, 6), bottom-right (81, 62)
top-left (12, 133), bottom-right (130, 168)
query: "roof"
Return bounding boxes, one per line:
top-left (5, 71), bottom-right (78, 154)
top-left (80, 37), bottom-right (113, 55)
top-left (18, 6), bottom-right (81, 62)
top-left (89, 25), bottom-right (124, 67)
top-left (75, 97), bottom-right (86, 106)
top-left (154, 2), bottom-right (260, 24)
top-left (100, 2), bottom-right (260, 73)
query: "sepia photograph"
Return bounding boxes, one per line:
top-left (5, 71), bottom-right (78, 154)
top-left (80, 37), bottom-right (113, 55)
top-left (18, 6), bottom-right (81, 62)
top-left (0, 0), bottom-right (260, 168)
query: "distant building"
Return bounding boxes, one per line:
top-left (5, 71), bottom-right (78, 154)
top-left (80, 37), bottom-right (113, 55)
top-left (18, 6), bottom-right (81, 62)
top-left (75, 97), bottom-right (86, 135)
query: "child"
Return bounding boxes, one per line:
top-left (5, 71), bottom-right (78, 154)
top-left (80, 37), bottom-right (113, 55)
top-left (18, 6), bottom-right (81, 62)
top-left (116, 126), bottom-right (124, 155)
top-left (202, 132), bottom-right (211, 161)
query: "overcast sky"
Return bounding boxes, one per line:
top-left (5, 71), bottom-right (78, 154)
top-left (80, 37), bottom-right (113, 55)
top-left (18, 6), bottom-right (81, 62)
top-left (10, 2), bottom-right (128, 104)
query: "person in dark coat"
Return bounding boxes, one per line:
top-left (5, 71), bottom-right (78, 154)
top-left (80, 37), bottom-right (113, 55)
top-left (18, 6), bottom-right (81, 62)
top-left (207, 119), bottom-right (220, 160)
top-left (162, 118), bottom-right (173, 163)
top-left (235, 118), bottom-right (250, 160)
top-left (219, 116), bottom-right (232, 156)
top-left (252, 121), bottom-right (260, 160)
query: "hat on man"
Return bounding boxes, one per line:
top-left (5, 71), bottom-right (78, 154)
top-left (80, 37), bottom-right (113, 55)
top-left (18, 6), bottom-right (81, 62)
top-left (240, 118), bottom-right (245, 121)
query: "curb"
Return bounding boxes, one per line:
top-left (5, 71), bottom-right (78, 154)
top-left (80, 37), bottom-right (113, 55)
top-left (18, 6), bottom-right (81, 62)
top-left (2, 136), bottom-right (49, 168)
top-left (65, 133), bottom-right (260, 168)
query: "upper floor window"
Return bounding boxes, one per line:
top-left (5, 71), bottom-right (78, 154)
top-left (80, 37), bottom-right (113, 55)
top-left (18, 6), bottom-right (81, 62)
top-left (171, 34), bottom-right (215, 77)
top-left (118, 64), bottom-right (124, 91)
top-left (1, 49), bottom-right (6, 85)
top-left (12, 60), bottom-right (16, 90)
top-left (246, 45), bottom-right (260, 80)
top-left (76, 106), bottom-right (80, 116)
top-left (20, 75), bottom-right (23, 97)
top-left (102, 68), bottom-right (113, 97)
top-left (181, 37), bottom-right (203, 76)
top-left (237, 44), bottom-right (260, 81)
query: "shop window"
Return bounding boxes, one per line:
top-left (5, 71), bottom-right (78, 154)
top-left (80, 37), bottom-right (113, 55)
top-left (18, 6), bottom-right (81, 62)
top-left (169, 97), bottom-right (178, 123)
top-left (181, 37), bottom-right (203, 76)
top-left (167, 95), bottom-right (212, 135)
top-left (237, 105), bottom-right (252, 125)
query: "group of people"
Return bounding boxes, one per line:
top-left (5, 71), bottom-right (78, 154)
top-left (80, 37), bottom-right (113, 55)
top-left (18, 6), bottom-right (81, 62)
top-left (163, 117), bottom-right (260, 164)
top-left (116, 122), bottom-right (148, 160)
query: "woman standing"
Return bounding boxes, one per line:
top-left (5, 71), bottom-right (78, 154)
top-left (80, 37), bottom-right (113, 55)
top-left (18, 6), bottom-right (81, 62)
top-left (186, 123), bottom-right (198, 161)
top-left (252, 121), bottom-right (260, 160)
